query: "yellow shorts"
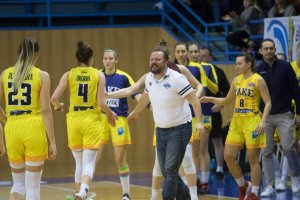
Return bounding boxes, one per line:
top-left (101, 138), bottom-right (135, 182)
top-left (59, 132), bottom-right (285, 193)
top-left (67, 111), bottom-right (103, 150)
top-left (101, 115), bottom-right (131, 146)
top-left (226, 115), bottom-right (266, 149)
top-left (5, 115), bottom-right (48, 164)
top-left (193, 116), bottom-right (212, 141)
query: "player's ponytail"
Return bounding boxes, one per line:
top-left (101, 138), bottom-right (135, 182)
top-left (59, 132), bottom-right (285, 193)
top-left (13, 38), bottom-right (39, 90)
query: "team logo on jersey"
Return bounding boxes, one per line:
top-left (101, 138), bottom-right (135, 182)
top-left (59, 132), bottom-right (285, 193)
top-left (149, 82), bottom-right (152, 86)
top-left (106, 98), bottom-right (119, 107)
top-left (117, 127), bottom-right (124, 136)
top-left (248, 82), bottom-right (255, 87)
top-left (163, 83), bottom-right (171, 89)
top-left (203, 116), bottom-right (210, 124)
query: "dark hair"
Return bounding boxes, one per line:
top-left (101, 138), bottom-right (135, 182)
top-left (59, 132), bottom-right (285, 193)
top-left (237, 53), bottom-right (255, 72)
top-left (260, 38), bottom-right (275, 48)
top-left (152, 46), bottom-right (169, 61)
top-left (76, 41), bottom-right (93, 65)
top-left (187, 42), bottom-right (200, 50)
top-left (200, 46), bottom-right (212, 56)
top-left (173, 42), bottom-right (189, 64)
top-left (156, 39), bottom-right (170, 57)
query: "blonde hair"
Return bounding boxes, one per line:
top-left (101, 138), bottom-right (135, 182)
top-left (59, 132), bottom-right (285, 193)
top-left (104, 48), bottom-right (118, 59)
top-left (13, 38), bottom-right (39, 90)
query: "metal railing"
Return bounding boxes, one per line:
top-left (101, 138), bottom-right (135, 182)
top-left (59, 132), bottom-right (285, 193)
top-left (0, 0), bottom-right (264, 63)
top-left (161, 0), bottom-right (264, 64)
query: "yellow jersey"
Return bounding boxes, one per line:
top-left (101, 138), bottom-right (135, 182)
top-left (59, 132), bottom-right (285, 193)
top-left (291, 61), bottom-right (300, 86)
top-left (200, 61), bottom-right (219, 94)
top-left (187, 61), bottom-right (208, 88)
top-left (234, 73), bottom-right (261, 117)
top-left (2, 66), bottom-right (42, 118)
top-left (68, 66), bottom-right (100, 112)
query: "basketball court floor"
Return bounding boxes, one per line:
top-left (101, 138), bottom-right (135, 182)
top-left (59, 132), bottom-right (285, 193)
top-left (0, 171), bottom-right (298, 199)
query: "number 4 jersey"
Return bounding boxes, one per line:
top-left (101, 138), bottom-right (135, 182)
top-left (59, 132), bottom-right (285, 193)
top-left (2, 66), bottom-right (41, 117)
top-left (68, 66), bottom-right (100, 112)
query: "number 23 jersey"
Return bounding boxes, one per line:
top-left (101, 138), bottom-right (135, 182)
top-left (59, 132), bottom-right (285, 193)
top-left (68, 66), bottom-right (100, 112)
top-left (2, 66), bottom-right (42, 118)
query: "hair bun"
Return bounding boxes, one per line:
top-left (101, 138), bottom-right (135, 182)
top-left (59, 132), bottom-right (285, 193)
top-left (77, 41), bottom-right (89, 50)
top-left (159, 39), bottom-right (167, 47)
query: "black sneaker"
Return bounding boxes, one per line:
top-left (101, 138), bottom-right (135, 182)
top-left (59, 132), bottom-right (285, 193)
top-left (122, 193), bottom-right (131, 200)
top-left (216, 171), bottom-right (224, 180)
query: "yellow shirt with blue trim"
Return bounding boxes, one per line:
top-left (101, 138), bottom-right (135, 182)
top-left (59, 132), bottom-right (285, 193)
top-left (234, 73), bottom-right (261, 117)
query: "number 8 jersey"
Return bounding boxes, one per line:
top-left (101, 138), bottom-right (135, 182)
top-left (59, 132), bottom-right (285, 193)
top-left (68, 66), bottom-right (100, 112)
top-left (234, 73), bottom-right (261, 117)
top-left (2, 66), bottom-right (41, 118)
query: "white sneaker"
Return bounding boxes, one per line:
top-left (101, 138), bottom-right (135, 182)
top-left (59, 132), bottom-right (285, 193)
top-left (275, 176), bottom-right (281, 188)
top-left (291, 176), bottom-right (300, 193)
top-left (276, 180), bottom-right (288, 191)
top-left (260, 185), bottom-right (276, 197)
top-left (74, 193), bottom-right (87, 200)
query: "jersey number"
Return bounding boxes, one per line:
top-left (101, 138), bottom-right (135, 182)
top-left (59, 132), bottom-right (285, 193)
top-left (8, 82), bottom-right (32, 105)
top-left (78, 84), bottom-right (88, 102)
top-left (240, 99), bottom-right (244, 107)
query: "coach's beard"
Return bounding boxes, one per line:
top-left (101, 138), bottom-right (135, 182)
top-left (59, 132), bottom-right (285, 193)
top-left (150, 63), bottom-right (162, 74)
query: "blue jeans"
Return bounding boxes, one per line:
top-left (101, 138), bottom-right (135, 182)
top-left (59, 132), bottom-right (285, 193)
top-left (156, 122), bottom-right (192, 200)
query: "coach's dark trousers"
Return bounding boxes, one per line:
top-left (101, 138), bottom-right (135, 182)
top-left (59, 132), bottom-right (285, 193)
top-left (156, 122), bottom-right (192, 200)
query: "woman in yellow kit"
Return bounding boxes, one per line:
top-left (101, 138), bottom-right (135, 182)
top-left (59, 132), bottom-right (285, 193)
top-left (0, 38), bottom-right (57, 200)
top-left (0, 107), bottom-right (6, 157)
top-left (51, 41), bottom-right (116, 200)
top-left (200, 53), bottom-right (271, 200)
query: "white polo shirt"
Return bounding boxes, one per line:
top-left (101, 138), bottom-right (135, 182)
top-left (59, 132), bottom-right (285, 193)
top-left (145, 68), bottom-right (193, 128)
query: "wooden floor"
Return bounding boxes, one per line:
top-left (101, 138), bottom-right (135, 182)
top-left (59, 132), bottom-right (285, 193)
top-left (0, 146), bottom-right (298, 199)
top-left (0, 181), bottom-right (235, 200)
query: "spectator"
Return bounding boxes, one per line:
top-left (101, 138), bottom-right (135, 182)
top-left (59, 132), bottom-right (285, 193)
top-left (210, 0), bottom-right (243, 22)
top-left (222, 0), bottom-right (264, 51)
top-left (268, 0), bottom-right (297, 17)
top-left (257, 0), bottom-right (275, 16)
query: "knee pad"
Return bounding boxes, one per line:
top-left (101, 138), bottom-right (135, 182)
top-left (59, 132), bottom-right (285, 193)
top-left (182, 144), bottom-right (196, 174)
top-left (152, 150), bottom-right (162, 177)
top-left (11, 172), bottom-right (25, 195)
top-left (82, 150), bottom-right (97, 179)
